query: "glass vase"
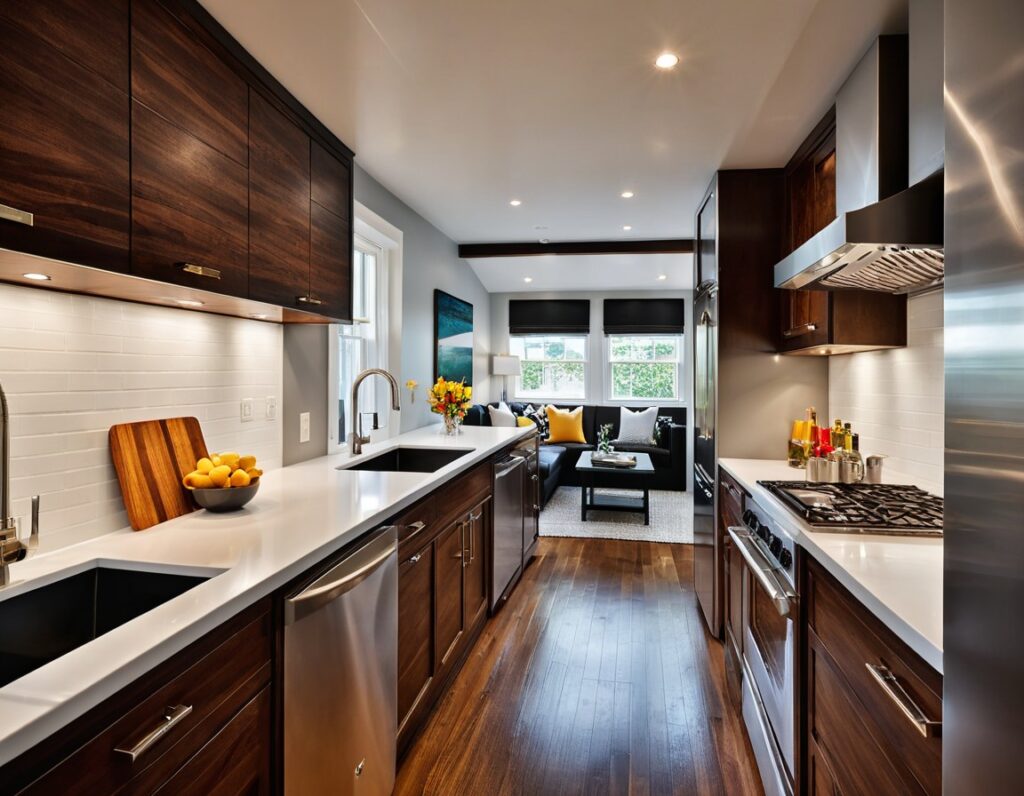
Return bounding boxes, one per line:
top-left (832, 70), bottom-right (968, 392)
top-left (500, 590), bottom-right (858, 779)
top-left (443, 414), bottom-right (462, 436)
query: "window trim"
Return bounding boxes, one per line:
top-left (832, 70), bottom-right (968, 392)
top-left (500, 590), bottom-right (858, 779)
top-left (509, 333), bottom-right (589, 403)
top-left (603, 333), bottom-right (686, 406)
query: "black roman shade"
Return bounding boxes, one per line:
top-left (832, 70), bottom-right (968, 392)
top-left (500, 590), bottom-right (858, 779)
top-left (603, 298), bottom-right (685, 334)
top-left (509, 299), bottom-right (590, 334)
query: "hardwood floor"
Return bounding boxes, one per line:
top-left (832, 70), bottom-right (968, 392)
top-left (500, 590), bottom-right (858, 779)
top-left (395, 537), bottom-right (763, 796)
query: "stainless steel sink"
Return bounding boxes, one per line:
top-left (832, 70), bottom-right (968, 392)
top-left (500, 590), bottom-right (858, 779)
top-left (0, 565), bottom-right (213, 689)
top-left (341, 447), bottom-right (472, 473)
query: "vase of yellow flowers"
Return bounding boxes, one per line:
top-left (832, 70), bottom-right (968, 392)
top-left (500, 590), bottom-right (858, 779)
top-left (428, 377), bottom-right (472, 435)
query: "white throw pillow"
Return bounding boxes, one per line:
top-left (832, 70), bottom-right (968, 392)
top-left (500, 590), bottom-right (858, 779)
top-left (615, 406), bottom-right (658, 445)
top-left (488, 402), bottom-right (517, 427)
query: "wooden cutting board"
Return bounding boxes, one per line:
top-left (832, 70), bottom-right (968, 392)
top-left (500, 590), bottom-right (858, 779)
top-left (109, 417), bottom-right (209, 531)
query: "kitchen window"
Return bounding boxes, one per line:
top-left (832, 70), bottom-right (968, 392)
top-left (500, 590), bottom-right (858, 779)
top-left (509, 334), bottom-right (587, 401)
top-left (605, 334), bottom-right (682, 401)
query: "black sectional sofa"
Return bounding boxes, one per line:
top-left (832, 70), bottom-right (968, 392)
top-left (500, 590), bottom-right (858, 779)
top-left (464, 402), bottom-right (688, 507)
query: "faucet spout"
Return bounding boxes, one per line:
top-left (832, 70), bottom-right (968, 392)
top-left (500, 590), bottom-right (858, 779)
top-left (350, 369), bottom-right (402, 455)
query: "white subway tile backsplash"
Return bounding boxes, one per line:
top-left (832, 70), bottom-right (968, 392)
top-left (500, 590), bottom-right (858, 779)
top-left (0, 283), bottom-right (283, 552)
top-left (829, 290), bottom-right (944, 495)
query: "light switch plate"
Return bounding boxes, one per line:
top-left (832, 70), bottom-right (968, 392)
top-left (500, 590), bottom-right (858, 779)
top-left (266, 396), bottom-right (277, 420)
top-left (240, 398), bottom-right (254, 422)
top-left (299, 412), bottom-right (310, 443)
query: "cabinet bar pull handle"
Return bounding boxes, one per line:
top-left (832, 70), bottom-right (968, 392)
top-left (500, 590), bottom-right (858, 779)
top-left (114, 704), bottom-right (193, 762)
top-left (403, 520), bottom-right (427, 543)
top-left (297, 295), bottom-right (324, 306)
top-left (177, 262), bottom-right (221, 280)
top-left (0, 203), bottom-right (33, 226)
top-left (782, 322), bottom-right (817, 339)
top-left (865, 663), bottom-right (941, 738)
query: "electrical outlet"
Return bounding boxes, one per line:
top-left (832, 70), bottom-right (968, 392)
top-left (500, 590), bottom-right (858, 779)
top-left (299, 412), bottom-right (310, 443)
top-left (240, 398), bottom-right (254, 422)
top-left (266, 396), bottom-right (277, 420)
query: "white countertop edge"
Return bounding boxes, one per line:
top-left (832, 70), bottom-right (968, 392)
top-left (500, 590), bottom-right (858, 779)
top-left (0, 423), bottom-right (532, 766)
top-left (718, 458), bottom-right (943, 674)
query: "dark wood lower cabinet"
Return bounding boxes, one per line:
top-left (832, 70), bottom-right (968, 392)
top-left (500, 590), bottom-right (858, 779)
top-left (434, 519), bottom-right (467, 670)
top-left (462, 498), bottom-right (490, 632)
top-left (398, 538), bottom-right (434, 736)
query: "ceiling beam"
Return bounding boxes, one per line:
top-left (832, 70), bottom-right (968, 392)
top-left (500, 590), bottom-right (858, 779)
top-left (458, 239), bottom-right (694, 258)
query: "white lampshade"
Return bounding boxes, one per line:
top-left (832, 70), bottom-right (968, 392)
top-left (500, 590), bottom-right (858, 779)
top-left (491, 354), bottom-right (521, 376)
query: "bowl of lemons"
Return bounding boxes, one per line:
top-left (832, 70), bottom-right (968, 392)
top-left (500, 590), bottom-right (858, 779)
top-left (182, 452), bottom-right (263, 512)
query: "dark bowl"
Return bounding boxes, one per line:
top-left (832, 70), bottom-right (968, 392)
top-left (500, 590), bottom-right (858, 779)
top-left (189, 481), bottom-right (260, 512)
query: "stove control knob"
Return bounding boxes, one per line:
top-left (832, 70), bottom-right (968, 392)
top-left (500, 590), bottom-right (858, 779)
top-left (769, 535), bottom-right (783, 558)
top-left (757, 523), bottom-right (771, 542)
top-left (742, 509), bottom-right (755, 529)
top-left (779, 549), bottom-right (793, 569)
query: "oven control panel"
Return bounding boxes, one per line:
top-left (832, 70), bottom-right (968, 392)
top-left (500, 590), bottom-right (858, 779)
top-left (742, 504), bottom-right (796, 574)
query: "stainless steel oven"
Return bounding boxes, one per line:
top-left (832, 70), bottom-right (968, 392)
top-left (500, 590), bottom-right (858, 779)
top-left (728, 499), bottom-right (797, 796)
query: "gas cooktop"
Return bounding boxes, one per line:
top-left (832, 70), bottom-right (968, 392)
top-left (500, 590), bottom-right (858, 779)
top-left (756, 481), bottom-right (944, 536)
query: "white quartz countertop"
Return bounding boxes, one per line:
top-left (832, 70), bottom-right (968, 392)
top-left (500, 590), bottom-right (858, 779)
top-left (0, 423), bottom-right (531, 766)
top-left (718, 458), bottom-right (943, 673)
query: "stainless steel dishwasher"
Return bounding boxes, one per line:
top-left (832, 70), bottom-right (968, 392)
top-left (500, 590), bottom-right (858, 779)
top-left (491, 455), bottom-right (526, 611)
top-left (284, 525), bottom-right (398, 796)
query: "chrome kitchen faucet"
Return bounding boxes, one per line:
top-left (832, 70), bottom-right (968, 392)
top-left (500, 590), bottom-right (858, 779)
top-left (0, 382), bottom-right (39, 586)
top-left (350, 369), bottom-right (401, 455)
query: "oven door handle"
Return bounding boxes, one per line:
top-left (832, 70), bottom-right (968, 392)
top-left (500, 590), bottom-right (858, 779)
top-left (727, 526), bottom-right (796, 617)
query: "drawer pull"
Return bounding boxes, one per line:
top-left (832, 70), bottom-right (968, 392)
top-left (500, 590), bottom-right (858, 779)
top-left (408, 552), bottom-right (422, 564)
top-left (177, 262), bottom-right (221, 279)
top-left (0, 203), bottom-right (33, 226)
top-left (297, 295), bottom-right (325, 306)
top-left (403, 520), bottom-right (428, 543)
top-left (865, 663), bottom-right (941, 738)
top-left (723, 480), bottom-right (742, 502)
top-left (782, 322), bottom-right (817, 339)
top-left (114, 704), bottom-right (194, 762)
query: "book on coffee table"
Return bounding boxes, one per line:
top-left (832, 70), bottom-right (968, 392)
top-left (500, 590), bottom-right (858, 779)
top-left (590, 452), bottom-right (638, 468)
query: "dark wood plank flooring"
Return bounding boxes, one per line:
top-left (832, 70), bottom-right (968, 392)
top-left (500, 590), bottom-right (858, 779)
top-left (395, 537), bottom-right (763, 795)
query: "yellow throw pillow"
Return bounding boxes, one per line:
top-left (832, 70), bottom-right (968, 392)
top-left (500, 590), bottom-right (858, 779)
top-left (546, 405), bottom-right (586, 444)
top-left (516, 415), bottom-right (536, 428)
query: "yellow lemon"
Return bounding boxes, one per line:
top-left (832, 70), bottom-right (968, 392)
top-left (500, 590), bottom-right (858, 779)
top-left (186, 473), bottom-right (214, 489)
top-left (219, 451), bottom-right (240, 469)
top-left (239, 455), bottom-right (257, 471)
top-left (195, 457), bottom-right (214, 475)
top-left (229, 469), bottom-right (251, 487)
top-left (209, 464), bottom-right (232, 487)
top-left (182, 470), bottom-right (201, 488)
top-left (211, 455), bottom-right (222, 467)
top-left (245, 467), bottom-right (263, 480)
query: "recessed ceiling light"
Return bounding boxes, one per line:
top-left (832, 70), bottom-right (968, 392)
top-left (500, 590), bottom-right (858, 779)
top-left (655, 52), bottom-right (680, 69)
top-left (623, 225), bottom-right (633, 231)
top-left (174, 299), bottom-right (204, 307)
top-left (22, 272), bottom-right (51, 281)
top-left (523, 277), bottom-right (533, 283)
top-left (658, 274), bottom-right (668, 281)
top-left (621, 191), bottom-right (634, 199)
top-left (509, 199), bottom-right (522, 207)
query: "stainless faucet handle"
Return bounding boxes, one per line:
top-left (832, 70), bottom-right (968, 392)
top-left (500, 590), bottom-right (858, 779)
top-left (29, 495), bottom-right (39, 550)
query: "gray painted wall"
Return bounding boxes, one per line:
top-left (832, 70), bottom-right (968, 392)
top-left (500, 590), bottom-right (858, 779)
top-left (282, 164), bottom-right (490, 463)
top-left (354, 165), bottom-right (491, 433)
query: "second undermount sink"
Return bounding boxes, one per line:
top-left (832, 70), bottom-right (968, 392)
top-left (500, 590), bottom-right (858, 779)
top-left (342, 446), bottom-right (472, 473)
top-left (0, 565), bottom-right (213, 689)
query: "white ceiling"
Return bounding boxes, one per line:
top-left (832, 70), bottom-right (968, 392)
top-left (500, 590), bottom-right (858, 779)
top-left (201, 0), bottom-right (906, 242)
top-left (468, 253), bottom-right (693, 294)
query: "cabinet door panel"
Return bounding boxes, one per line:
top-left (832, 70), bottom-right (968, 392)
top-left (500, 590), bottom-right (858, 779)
top-left (434, 521), bottom-right (465, 668)
top-left (131, 0), bottom-right (248, 166)
top-left (131, 103), bottom-right (249, 296)
top-left (463, 499), bottom-right (489, 629)
top-left (249, 90), bottom-right (311, 306)
top-left (310, 202), bottom-right (352, 320)
top-left (398, 541), bottom-right (433, 732)
top-left (311, 141), bottom-right (351, 218)
top-left (0, 17), bottom-right (130, 270)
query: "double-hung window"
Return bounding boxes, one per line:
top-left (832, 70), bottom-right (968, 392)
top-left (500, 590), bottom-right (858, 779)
top-left (606, 334), bottom-right (682, 401)
top-left (509, 334), bottom-right (587, 401)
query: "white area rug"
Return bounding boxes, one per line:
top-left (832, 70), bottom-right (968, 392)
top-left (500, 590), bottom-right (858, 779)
top-left (539, 487), bottom-right (693, 544)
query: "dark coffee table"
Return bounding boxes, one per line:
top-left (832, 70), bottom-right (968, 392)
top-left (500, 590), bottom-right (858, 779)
top-left (575, 451), bottom-right (655, 525)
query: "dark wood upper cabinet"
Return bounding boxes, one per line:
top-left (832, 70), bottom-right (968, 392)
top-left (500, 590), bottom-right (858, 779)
top-left (779, 108), bottom-right (906, 355)
top-left (0, 1), bottom-right (130, 271)
top-left (130, 102), bottom-right (249, 296)
top-left (249, 89), bottom-right (313, 307)
top-left (130, 0), bottom-right (248, 166)
top-left (310, 202), bottom-right (353, 319)
top-left (311, 141), bottom-right (351, 218)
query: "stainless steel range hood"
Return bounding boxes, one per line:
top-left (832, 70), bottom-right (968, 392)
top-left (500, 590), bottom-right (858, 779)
top-left (774, 35), bottom-right (945, 295)
top-left (774, 168), bottom-right (943, 293)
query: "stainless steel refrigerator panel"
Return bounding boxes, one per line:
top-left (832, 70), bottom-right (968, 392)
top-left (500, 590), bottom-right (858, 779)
top-left (694, 282), bottom-right (720, 635)
top-left (944, 0), bottom-right (1024, 789)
